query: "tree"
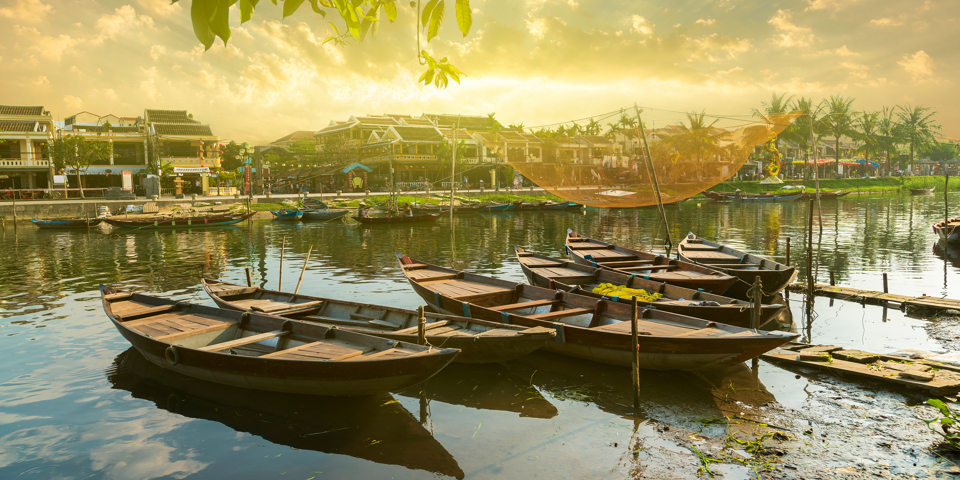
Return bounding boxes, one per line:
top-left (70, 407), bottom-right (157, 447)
top-left (174, 0), bottom-right (472, 89)
top-left (219, 140), bottom-right (243, 171)
top-left (288, 139), bottom-right (320, 167)
top-left (924, 142), bottom-right (959, 163)
top-left (852, 111), bottom-right (880, 161)
top-left (876, 107), bottom-right (903, 172)
top-left (47, 127), bottom-right (113, 199)
top-left (585, 118), bottom-right (601, 135)
top-left (896, 104), bottom-right (941, 167)
top-left (818, 95), bottom-right (858, 176)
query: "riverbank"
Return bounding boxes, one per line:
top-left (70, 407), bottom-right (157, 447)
top-left (706, 176), bottom-right (955, 195)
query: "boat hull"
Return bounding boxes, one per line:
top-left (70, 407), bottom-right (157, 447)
top-left (301, 210), bottom-right (349, 221)
top-left (102, 212), bottom-right (255, 229)
top-left (352, 214), bottom-right (440, 224)
top-left (934, 217), bottom-right (960, 244)
top-left (31, 218), bottom-right (102, 229)
top-left (270, 210), bottom-right (304, 221)
top-left (677, 232), bottom-right (798, 299)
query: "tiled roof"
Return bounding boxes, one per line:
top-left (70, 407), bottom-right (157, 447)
top-left (0, 106), bottom-right (45, 116)
top-left (316, 121), bottom-right (358, 135)
top-left (392, 126), bottom-right (442, 142)
top-left (272, 130), bottom-right (316, 144)
top-left (500, 131), bottom-right (543, 143)
top-left (401, 118), bottom-right (435, 126)
top-left (356, 116), bottom-right (401, 126)
top-left (426, 114), bottom-right (501, 130)
top-left (153, 123), bottom-right (214, 136)
top-left (65, 125), bottom-right (141, 133)
top-left (580, 135), bottom-right (612, 145)
top-left (145, 109), bottom-right (200, 124)
top-left (0, 121), bottom-right (37, 132)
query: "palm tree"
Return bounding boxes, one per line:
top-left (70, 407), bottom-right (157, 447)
top-left (787, 97), bottom-right (821, 179)
top-left (853, 111), bottom-right (880, 175)
top-left (754, 92), bottom-right (795, 175)
top-left (818, 95), bottom-right (858, 176)
top-left (876, 107), bottom-right (903, 173)
top-left (896, 105), bottom-right (941, 167)
top-left (508, 122), bottom-right (525, 132)
top-left (585, 118), bottom-right (601, 135)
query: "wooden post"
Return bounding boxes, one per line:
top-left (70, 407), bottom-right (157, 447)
top-left (635, 105), bottom-right (673, 256)
top-left (945, 163), bottom-right (950, 226)
top-left (245, 267), bottom-right (252, 287)
top-left (750, 276), bottom-right (762, 330)
top-left (12, 194), bottom-right (16, 232)
top-left (278, 236), bottom-right (286, 291)
top-left (294, 245), bottom-right (314, 294)
top-left (882, 272), bottom-right (889, 294)
top-left (806, 198), bottom-right (814, 305)
top-left (417, 305), bottom-right (427, 346)
top-left (785, 237), bottom-right (791, 266)
top-left (829, 270), bottom-right (835, 286)
top-left (631, 296), bottom-right (640, 399)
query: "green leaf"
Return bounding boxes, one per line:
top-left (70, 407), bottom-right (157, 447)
top-left (427, 0), bottom-right (443, 41)
top-left (419, 68), bottom-right (435, 85)
top-left (239, 0), bottom-right (259, 23)
top-left (209, 0), bottom-right (232, 44)
top-left (333, 0), bottom-right (362, 40)
top-left (191, 0), bottom-right (217, 49)
top-left (359, 6), bottom-right (379, 41)
top-left (943, 418), bottom-right (956, 425)
top-left (455, 0), bottom-right (471, 37)
top-left (929, 399), bottom-right (953, 417)
top-left (308, 0), bottom-right (326, 14)
top-left (421, 0), bottom-right (438, 29)
top-left (384, 0), bottom-right (397, 22)
top-left (283, 0), bottom-right (306, 17)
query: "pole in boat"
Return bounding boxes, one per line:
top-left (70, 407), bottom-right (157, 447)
top-left (945, 160), bottom-right (950, 226)
top-left (417, 305), bottom-right (427, 346)
top-left (245, 267), bottom-right (252, 287)
top-left (12, 193), bottom-right (16, 232)
top-left (631, 296), bottom-right (640, 400)
top-left (278, 236), bottom-right (286, 291)
top-left (450, 115), bottom-right (461, 223)
top-left (634, 104), bottom-right (673, 256)
top-left (294, 245), bottom-right (314, 294)
top-left (806, 198), bottom-right (815, 320)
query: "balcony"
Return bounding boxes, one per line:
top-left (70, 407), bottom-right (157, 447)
top-left (0, 156), bottom-right (50, 169)
top-left (361, 154), bottom-right (439, 164)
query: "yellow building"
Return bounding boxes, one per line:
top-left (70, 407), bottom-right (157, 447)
top-left (0, 105), bottom-right (55, 191)
top-left (145, 109), bottom-right (220, 194)
top-left (59, 112), bottom-right (150, 191)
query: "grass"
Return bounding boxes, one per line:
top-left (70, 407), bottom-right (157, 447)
top-left (249, 202), bottom-right (286, 212)
top-left (704, 175), bottom-right (960, 196)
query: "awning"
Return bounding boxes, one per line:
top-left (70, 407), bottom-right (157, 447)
top-left (66, 166), bottom-right (148, 175)
top-left (341, 162), bottom-right (373, 173)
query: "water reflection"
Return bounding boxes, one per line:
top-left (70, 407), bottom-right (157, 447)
top-left (107, 348), bottom-right (465, 479)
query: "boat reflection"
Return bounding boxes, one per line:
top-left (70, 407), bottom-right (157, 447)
top-left (933, 241), bottom-right (960, 269)
top-left (107, 348), bottom-right (465, 479)
top-left (399, 363), bottom-right (559, 419)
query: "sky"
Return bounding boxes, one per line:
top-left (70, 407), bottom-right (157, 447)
top-left (1, 0), bottom-right (957, 144)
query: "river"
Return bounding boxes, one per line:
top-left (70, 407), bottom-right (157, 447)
top-left (2, 192), bottom-right (959, 479)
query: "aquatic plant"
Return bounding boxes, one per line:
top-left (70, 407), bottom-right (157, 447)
top-left (923, 399), bottom-right (960, 450)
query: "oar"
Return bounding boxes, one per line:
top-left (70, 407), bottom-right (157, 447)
top-left (294, 245), bottom-right (314, 295)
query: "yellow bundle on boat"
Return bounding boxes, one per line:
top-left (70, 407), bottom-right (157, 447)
top-left (591, 283), bottom-right (663, 302)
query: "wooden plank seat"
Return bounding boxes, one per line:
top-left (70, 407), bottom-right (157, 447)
top-left (597, 260), bottom-right (654, 267)
top-left (526, 262), bottom-right (566, 268)
top-left (117, 304), bottom-right (178, 322)
top-left (407, 269), bottom-right (461, 281)
top-left (527, 308), bottom-right (593, 320)
top-left (489, 299), bottom-right (559, 312)
top-left (401, 263), bottom-right (430, 270)
top-left (616, 265), bottom-right (680, 271)
top-left (416, 273), bottom-right (460, 282)
top-left (250, 300), bottom-right (323, 314)
top-left (104, 292), bottom-right (133, 302)
top-left (393, 320), bottom-right (451, 335)
top-left (703, 263), bottom-right (761, 268)
top-left (200, 330), bottom-right (289, 352)
top-left (125, 313), bottom-right (231, 341)
top-left (587, 254), bottom-right (639, 262)
top-left (260, 340), bottom-right (362, 360)
top-left (682, 246), bottom-right (719, 251)
top-left (568, 244), bottom-right (613, 250)
top-left (215, 287), bottom-right (260, 297)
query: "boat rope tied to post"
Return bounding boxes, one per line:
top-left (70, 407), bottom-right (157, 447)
top-left (591, 283), bottom-right (662, 302)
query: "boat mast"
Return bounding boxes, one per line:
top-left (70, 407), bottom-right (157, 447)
top-left (634, 104), bottom-right (673, 257)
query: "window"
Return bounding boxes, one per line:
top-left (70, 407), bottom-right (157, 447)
top-left (0, 140), bottom-right (21, 159)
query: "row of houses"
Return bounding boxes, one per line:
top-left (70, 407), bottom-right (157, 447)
top-left (0, 105), bottom-right (219, 193)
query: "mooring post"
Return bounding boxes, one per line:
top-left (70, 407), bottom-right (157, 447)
top-left (631, 296), bottom-right (640, 400)
top-left (882, 272), bottom-right (889, 294)
top-left (245, 267), bottom-right (252, 287)
top-left (785, 237), bottom-right (791, 266)
top-left (278, 236), bottom-right (286, 291)
top-left (829, 270), bottom-right (835, 286)
top-left (294, 245), bottom-right (314, 294)
top-left (806, 199), bottom-right (814, 300)
top-left (417, 305), bottom-right (427, 346)
top-left (12, 194), bottom-right (17, 232)
top-left (751, 276), bottom-right (762, 330)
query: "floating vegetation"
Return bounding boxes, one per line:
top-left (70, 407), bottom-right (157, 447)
top-left (923, 399), bottom-right (960, 451)
top-left (547, 384), bottom-right (597, 404)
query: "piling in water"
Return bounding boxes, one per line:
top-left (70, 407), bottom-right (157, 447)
top-left (245, 267), bottom-right (252, 287)
top-left (417, 305), bottom-right (427, 346)
top-left (631, 296), bottom-right (640, 400)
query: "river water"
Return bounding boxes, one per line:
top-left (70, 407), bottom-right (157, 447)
top-left (2, 193), bottom-right (960, 479)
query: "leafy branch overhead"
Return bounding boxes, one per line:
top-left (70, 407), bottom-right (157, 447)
top-left (176, 0), bottom-right (472, 88)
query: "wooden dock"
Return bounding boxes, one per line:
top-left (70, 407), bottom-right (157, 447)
top-left (787, 283), bottom-right (960, 313)
top-left (762, 343), bottom-right (960, 395)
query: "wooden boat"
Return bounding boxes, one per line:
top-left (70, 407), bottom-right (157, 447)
top-left (541, 201), bottom-right (583, 210)
top-left (735, 193), bottom-right (801, 202)
top-left (109, 348), bottom-right (466, 479)
top-left (912, 186), bottom-right (936, 195)
top-left (514, 247), bottom-right (789, 330)
top-left (565, 230), bottom-right (737, 294)
top-left (102, 212), bottom-right (255, 229)
top-left (31, 218), bottom-right (102, 229)
top-left (480, 202), bottom-right (519, 212)
top-left (100, 285), bottom-right (459, 396)
top-left (270, 209), bottom-right (303, 221)
top-left (301, 209), bottom-right (349, 221)
top-left (352, 213), bottom-right (441, 224)
top-left (761, 343), bottom-right (960, 396)
top-left (677, 233), bottom-right (798, 299)
top-left (800, 189), bottom-right (850, 199)
top-left (201, 279), bottom-right (555, 364)
top-left (934, 216), bottom-right (960, 244)
top-left (413, 204), bottom-right (481, 215)
top-left (396, 253), bottom-right (798, 370)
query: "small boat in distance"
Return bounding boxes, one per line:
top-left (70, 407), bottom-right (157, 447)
top-left (31, 218), bottom-right (102, 229)
top-left (301, 209), bottom-right (349, 222)
top-left (911, 186), bottom-right (936, 195)
top-left (565, 230), bottom-right (737, 294)
top-left (513, 246), bottom-right (789, 330)
top-left (270, 209), bottom-right (303, 221)
top-left (352, 213), bottom-right (441, 224)
top-left (541, 201), bottom-right (583, 210)
top-left (102, 212), bottom-right (255, 229)
top-left (934, 216), bottom-right (960, 244)
top-left (396, 253), bottom-right (797, 370)
top-left (480, 202), bottom-right (519, 212)
top-left (677, 233), bottom-right (798, 299)
top-left (100, 285), bottom-right (459, 396)
top-left (201, 278), bottom-right (556, 364)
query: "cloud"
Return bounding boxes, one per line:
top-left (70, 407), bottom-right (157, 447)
top-left (869, 17), bottom-right (903, 27)
top-left (136, 0), bottom-right (182, 18)
top-left (63, 95), bottom-right (83, 110)
top-left (12, 26), bottom-right (77, 61)
top-left (94, 5), bottom-right (157, 44)
top-left (0, 0), bottom-right (53, 22)
top-left (840, 62), bottom-right (869, 79)
top-left (805, 45), bottom-right (858, 57)
top-left (526, 17), bottom-right (547, 39)
top-left (805, 0), bottom-right (861, 12)
top-left (630, 15), bottom-right (654, 36)
top-left (768, 10), bottom-right (813, 48)
top-left (150, 45), bottom-right (167, 62)
top-left (898, 50), bottom-right (936, 83)
top-left (695, 19), bottom-right (716, 26)
top-left (693, 34), bottom-right (752, 61)
top-left (32, 76), bottom-right (49, 88)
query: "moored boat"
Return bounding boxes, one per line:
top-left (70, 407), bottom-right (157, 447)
top-left (270, 209), bottom-right (304, 221)
top-left (31, 218), bottom-right (102, 229)
top-left (396, 253), bottom-right (798, 370)
top-left (480, 202), bottom-right (519, 212)
top-left (912, 186), bottom-right (936, 195)
top-left (102, 212), bottom-right (255, 229)
top-left (677, 232), bottom-right (798, 299)
top-left (800, 189), bottom-right (850, 199)
top-left (541, 201), bottom-right (583, 210)
top-left (100, 285), bottom-right (459, 396)
top-left (201, 278), bottom-right (555, 364)
top-left (352, 213), bottom-right (441, 224)
top-left (513, 246), bottom-right (789, 330)
top-left (934, 216), bottom-right (960, 244)
top-left (301, 209), bottom-right (349, 221)
top-left (565, 230), bottom-right (737, 294)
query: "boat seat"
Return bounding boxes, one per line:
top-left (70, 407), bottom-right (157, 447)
top-left (216, 287), bottom-right (259, 297)
top-left (527, 308), bottom-right (593, 320)
top-left (682, 246), bottom-right (719, 251)
top-left (568, 244), bottom-right (611, 250)
top-left (104, 292), bottom-right (133, 302)
top-left (393, 320), bottom-right (451, 335)
top-left (527, 262), bottom-right (566, 268)
top-left (489, 299), bottom-right (559, 311)
top-left (417, 273), bottom-right (460, 282)
top-left (402, 263), bottom-right (430, 270)
top-left (250, 300), bottom-right (323, 314)
top-left (200, 330), bottom-right (289, 352)
top-left (616, 265), bottom-right (679, 271)
top-left (116, 304), bottom-right (177, 322)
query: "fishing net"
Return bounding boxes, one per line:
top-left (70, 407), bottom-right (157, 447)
top-left (507, 111), bottom-right (803, 208)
